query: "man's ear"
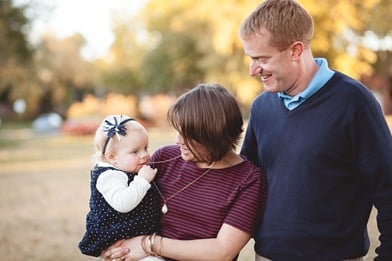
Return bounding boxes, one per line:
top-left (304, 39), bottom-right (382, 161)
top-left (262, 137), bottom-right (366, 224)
top-left (290, 41), bottom-right (304, 60)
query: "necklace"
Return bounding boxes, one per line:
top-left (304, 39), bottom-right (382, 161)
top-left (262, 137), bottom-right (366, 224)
top-left (153, 162), bottom-right (215, 214)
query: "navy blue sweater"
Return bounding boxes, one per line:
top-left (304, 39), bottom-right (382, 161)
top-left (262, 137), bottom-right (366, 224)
top-left (241, 72), bottom-right (392, 260)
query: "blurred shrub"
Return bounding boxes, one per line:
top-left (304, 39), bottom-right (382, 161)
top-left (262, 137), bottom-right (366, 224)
top-left (64, 93), bottom-right (136, 135)
top-left (63, 93), bottom-right (176, 135)
top-left (67, 93), bottom-right (137, 119)
top-left (139, 94), bottom-right (176, 127)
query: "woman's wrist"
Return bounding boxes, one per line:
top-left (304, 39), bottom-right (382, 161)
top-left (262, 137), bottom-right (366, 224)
top-left (141, 233), bottom-right (164, 257)
top-left (141, 235), bottom-right (149, 255)
top-left (156, 235), bottom-right (163, 256)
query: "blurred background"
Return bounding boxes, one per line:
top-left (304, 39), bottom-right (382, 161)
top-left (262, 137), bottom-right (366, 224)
top-left (1, 0), bottom-right (392, 126)
top-left (1, 0), bottom-right (391, 260)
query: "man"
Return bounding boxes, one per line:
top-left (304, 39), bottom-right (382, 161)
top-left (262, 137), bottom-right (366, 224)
top-left (239, 0), bottom-right (392, 260)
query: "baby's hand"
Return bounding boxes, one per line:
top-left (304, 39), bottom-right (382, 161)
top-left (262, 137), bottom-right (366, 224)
top-left (138, 165), bottom-right (157, 183)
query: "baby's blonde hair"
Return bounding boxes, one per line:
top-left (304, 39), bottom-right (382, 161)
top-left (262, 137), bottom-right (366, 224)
top-left (92, 115), bottom-right (146, 165)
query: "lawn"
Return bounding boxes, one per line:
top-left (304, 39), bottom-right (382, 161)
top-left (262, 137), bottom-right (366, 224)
top-left (1, 116), bottom-right (390, 260)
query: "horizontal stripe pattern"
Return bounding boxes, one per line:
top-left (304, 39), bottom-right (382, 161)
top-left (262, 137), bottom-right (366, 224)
top-left (151, 145), bottom-right (266, 240)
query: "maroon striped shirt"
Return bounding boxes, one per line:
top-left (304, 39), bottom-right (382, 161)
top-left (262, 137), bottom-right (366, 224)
top-left (151, 145), bottom-right (266, 241)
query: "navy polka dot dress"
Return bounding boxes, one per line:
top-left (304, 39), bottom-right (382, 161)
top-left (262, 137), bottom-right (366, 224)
top-left (78, 166), bottom-right (161, 257)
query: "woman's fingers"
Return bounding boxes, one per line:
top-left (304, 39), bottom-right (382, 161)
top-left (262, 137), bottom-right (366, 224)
top-left (101, 240), bottom-right (130, 260)
top-left (105, 248), bottom-right (130, 260)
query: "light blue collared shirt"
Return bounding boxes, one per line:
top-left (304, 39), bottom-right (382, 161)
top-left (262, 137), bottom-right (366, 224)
top-left (278, 58), bottom-right (335, 110)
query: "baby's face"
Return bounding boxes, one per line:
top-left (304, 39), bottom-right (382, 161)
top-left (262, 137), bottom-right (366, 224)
top-left (112, 129), bottom-right (150, 173)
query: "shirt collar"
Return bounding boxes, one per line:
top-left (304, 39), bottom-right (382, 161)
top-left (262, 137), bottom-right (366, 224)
top-left (278, 58), bottom-right (335, 105)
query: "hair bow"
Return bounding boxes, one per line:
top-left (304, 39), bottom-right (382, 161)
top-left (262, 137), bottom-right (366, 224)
top-left (102, 116), bottom-right (134, 154)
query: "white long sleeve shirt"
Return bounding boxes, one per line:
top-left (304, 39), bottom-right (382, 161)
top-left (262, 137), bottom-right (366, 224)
top-left (96, 162), bottom-right (151, 213)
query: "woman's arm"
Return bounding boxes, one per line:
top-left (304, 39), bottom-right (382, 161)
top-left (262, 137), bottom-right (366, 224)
top-left (102, 223), bottom-right (251, 261)
top-left (159, 223), bottom-right (250, 261)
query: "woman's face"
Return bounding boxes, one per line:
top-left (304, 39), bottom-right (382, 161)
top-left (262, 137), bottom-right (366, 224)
top-left (175, 133), bottom-right (208, 163)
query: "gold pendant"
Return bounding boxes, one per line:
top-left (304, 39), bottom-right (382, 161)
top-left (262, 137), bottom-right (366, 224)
top-left (162, 204), bottom-right (168, 214)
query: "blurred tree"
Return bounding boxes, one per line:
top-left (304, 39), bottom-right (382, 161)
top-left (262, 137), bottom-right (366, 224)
top-left (102, 11), bottom-right (206, 96)
top-left (96, 16), bottom-right (146, 96)
top-left (303, 0), bottom-right (380, 78)
top-left (141, 31), bottom-right (206, 94)
top-left (0, 0), bottom-right (32, 63)
top-left (131, 0), bottom-right (390, 108)
top-left (0, 0), bottom-right (34, 119)
top-left (357, 0), bottom-right (391, 36)
top-left (138, 0), bottom-right (255, 97)
top-left (359, 0), bottom-right (392, 113)
top-left (34, 33), bottom-right (94, 115)
top-left (3, 0), bottom-right (389, 120)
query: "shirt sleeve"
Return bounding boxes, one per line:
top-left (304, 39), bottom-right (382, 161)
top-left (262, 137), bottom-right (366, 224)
top-left (96, 169), bottom-right (151, 213)
top-left (225, 165), bottom-right (267, 235)
top-left (354, 104), bottom-right (392, 258)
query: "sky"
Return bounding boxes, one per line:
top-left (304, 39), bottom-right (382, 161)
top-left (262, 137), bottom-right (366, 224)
top-left (28, 0), bottom-right (146, 60)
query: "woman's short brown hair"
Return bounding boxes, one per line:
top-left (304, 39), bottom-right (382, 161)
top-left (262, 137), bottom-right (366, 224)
top-left (168, 83), bottom-right (243, 164)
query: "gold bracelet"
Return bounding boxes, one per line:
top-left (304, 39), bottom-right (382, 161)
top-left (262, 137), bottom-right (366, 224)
top-left (157, 235), bottom-right (163, 256)
top-left (141, 235), bottom-right (149, 254)
top-left (150, 233), bottom-right (159, 256)
top-left (147, 234), bottom-right (154, 255)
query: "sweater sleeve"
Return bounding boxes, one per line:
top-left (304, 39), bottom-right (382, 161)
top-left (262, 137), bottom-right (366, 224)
top-left (241, 110), bottom-right (260, 167)
top-left (96, 170), bottom-right (151, 213)
top-left (353, 103), bottom-right (392, 259)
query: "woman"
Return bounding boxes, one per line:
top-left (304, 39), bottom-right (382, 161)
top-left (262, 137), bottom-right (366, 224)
top-left (103, 83), bottom-right (267, 261)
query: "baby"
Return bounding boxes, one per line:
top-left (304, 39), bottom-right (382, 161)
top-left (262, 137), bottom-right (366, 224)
top-left (79, 115), bottom-right (162, 260)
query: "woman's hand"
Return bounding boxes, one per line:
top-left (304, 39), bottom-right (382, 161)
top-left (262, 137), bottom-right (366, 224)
top-left (101, 239), bottom-right (130, 261)
top-left (101, 236), bottom-right (148, 261)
